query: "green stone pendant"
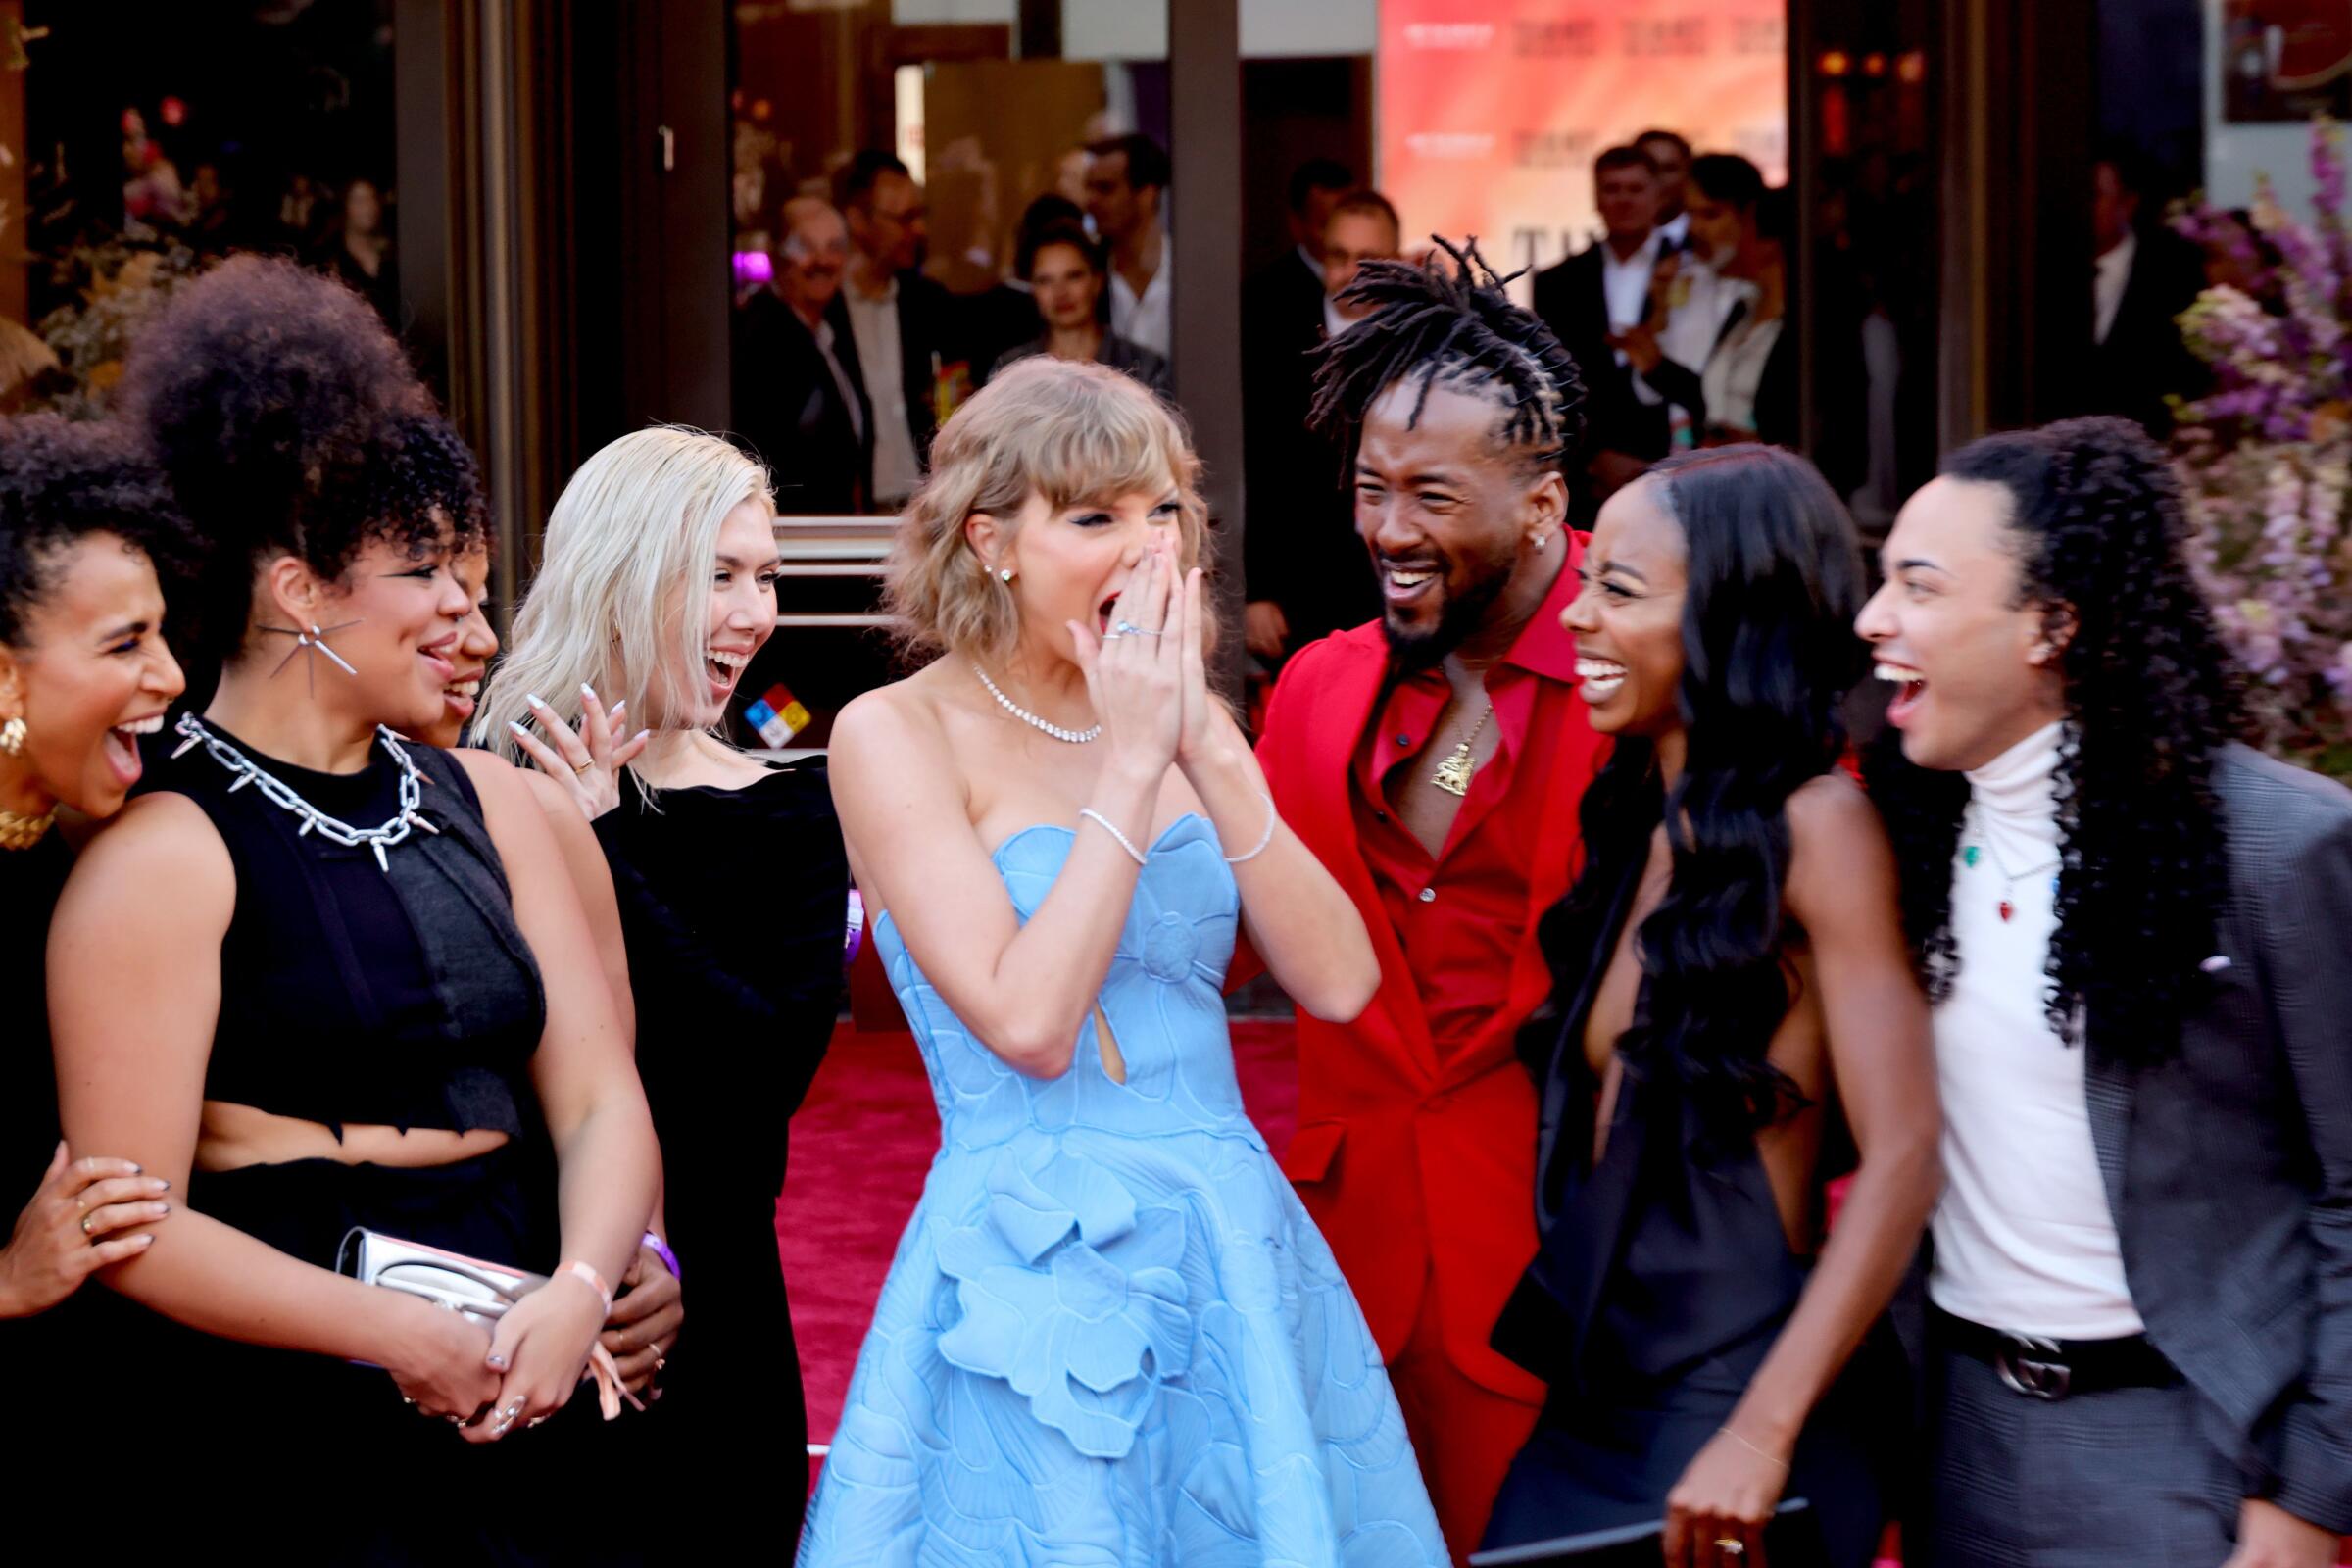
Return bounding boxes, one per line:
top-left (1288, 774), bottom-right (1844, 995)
top-left (1963, 845), bottom-right (1981, 867)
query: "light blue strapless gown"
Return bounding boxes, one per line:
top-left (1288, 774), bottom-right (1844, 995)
top-left (798, 814), bottom-right (1448, 1567)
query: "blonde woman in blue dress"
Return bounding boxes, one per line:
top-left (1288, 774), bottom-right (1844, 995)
top-left (801, 356), bottom-right (1448, 1566)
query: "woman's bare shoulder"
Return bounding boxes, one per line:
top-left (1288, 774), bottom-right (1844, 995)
top-left (56, 791), bottom-right (233, 925)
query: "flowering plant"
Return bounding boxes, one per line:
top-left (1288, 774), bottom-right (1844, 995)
top-left (2171, 118), bottom-right (2352, 776)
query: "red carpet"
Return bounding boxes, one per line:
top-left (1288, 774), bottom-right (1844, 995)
top-left (776, 1018), bottom-right (1300, 1446)
top-left (772, 1022), bottom-right (2349, 1566)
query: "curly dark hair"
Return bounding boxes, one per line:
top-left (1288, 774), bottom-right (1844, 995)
top-left (112, 256), bottom-right (485, 671)
top-left (1305, 234), bottom-right (1588, 478)
top-left (1862, 416), bottom-right (2243, 1069)
top-left (0, 415), bottom-right (192, 649)
top-left (1520, 447), bottom-right (1867, 1152)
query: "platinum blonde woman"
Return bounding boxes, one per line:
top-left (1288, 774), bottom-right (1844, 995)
top-left (799, 356), bottom-right (1448, 1564)
top-left (481, 426), bottom-right (850, 1555)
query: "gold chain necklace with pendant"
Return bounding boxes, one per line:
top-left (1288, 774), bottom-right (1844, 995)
top-left (1429, 703), bottom-right (1494, 797)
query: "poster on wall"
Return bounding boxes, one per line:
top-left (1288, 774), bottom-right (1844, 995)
top-left (2222, 0), bottom-right (2352, 122)
top-left (1377, 0), bottom-right (1788, 300)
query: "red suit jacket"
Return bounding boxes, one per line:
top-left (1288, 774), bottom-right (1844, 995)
top-left (1254, 572), bottom-right (1604, 1401)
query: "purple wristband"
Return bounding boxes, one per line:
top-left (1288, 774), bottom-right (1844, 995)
top-left (642, 1230), bottom-right (681, 1283)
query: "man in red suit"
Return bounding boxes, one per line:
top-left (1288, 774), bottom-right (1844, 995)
top-left (1253, 238), bottom-right (1603, 1560)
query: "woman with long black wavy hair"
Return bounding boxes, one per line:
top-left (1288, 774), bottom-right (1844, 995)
top-left (1859, 418), bottom-right (2352, 1567)
top-left (1486, 445), bottom-right (1940, 1567)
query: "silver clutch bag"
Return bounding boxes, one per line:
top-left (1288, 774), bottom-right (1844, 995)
top-left (335, 1226), bottom-right (546, 1333)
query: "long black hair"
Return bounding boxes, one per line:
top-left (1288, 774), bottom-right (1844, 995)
top-left (1522, 446), bottom-right (1867, 1148)
top-left (1305, 235), bottom-right (1587, 476)
top-left (1863, 416), bottom-right (2241, 1068)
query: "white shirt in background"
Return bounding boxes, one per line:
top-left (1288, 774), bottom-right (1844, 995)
top-left (2093, 230), bottom-right (2136, 347)
top-left (842, 280), bottom-right (922, 506)
top-left (1599, 232), bottom-right (1665, 399)
top-left (1928, 720), bottom-right (2145, 1341)
top-left (1110, 244), bottom-right (1174, 359)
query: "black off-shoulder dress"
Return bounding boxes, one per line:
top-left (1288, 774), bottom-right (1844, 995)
top-left (590, 759), bottom-right (849, 1553)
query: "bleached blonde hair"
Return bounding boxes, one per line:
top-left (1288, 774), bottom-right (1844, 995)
top-left (887, 355), bottom-right (1211, 666)
top-left (481, 425), bottom-right (773, 762)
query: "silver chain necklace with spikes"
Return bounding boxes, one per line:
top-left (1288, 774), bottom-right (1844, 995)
top-left (172, 711), bottom-right (436, 871)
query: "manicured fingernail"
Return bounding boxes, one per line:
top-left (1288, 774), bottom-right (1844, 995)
top-left (580, 684), bottom-right (598, 700)
top-left (526, 693), bottom-right (548, 708)
top-left (152, 1202), bottom-right (170, 1216)
top-left (508, 721), bottom-right (530, 736)
top-left (147, 1178), bottom-right (168, 1192)
top-left (634, 730), bottom-right (651, 744)
top-left (487, 1354), bottom-right (508, 1369)
top-left (132, 1234), bottom-right (154, 1247)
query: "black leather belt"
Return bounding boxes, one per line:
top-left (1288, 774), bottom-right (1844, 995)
top-left (1933, 1307), bottom-right (2181, 1400)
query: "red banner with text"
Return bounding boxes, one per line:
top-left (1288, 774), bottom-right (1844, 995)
top-left (1377, 0), bottom-right (1788, 298)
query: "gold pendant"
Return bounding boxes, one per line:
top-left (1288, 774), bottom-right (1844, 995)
top-left (1431, 742), bottom-right (1476, 797)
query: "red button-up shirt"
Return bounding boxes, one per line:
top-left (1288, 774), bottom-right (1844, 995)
top-left (1349, 556), bottom-right (1588, 1065)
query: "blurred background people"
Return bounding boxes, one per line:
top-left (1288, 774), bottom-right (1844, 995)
top-left (835, 150), bottom-right (957, 512)
top-left (1637, 127), bottom-right (1695, 252)
top-left (1084, 132), bottom-right (1174, 360)
top-left (2082, 146), bottom-right (2206, 437)
top-left (989, 219), bottom-right (1170, 398)
top-left (734, 196), bottom-right (874, 514)
top-left (1242, 188), bottom-right (1396, 669)
top-left (1536, 145), bottom-right (1670, 519)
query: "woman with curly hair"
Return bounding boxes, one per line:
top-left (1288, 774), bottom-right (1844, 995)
top-left (799, 355), bottom-right (1445, 1564)
top-left (1486, 447), bottom-right (1939, 1567)
top-left (0, 417), bottom-right (185, 1353)
top-left (1858, 416), bottom-right (2352, 1567)
top-left (46, 258), bottom-right (658, 1560)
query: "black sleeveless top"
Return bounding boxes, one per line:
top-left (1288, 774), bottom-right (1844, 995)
top-left (152, 723), bottom-right (545, 1139)
top-left (1494, 850), bottom-right (1815, 1401)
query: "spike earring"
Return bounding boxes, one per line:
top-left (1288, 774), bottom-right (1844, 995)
top-left (260, 620), bottom-right (363, 695)
top-left (0, 715), bottom-right (24, 757)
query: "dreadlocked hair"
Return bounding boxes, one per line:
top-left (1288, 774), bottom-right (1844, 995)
top-left (1863, 416), bottom-right (2244, 1070)
top-left (1305, 235), bottom-right (1587, 476)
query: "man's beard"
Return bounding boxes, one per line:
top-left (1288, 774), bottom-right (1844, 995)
top-left (1382, 562), bottom-right (1511, 674)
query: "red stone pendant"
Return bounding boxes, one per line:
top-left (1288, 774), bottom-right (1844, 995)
top-left (1998, 899), bottom-right (2015, 922)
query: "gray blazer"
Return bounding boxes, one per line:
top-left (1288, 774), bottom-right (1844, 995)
top-left (2095, 743), bottom-right (2352, 1533)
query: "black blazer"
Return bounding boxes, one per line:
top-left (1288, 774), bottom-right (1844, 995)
top-left (1532, 243), bottom-right (1670, 467)
top-left (1240, 264), bottom-right (1377, 658)
top-left (732, 289), bottom-right (875, 514)
top-left (2083, 231), bottom-right (2206, 436)
top-left (2083, 745), bottom-right (2352, 1534)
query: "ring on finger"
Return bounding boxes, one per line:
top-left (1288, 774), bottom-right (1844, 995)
top-left (571, 760), bottom-right (593, 776)
top-left (79, 1213), bottom-right (96, 1237)
top-left (1716, 1540), bottom-right (1745, 1557)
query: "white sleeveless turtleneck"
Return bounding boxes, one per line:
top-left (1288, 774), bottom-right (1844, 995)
top-left (1927, 721), bottom-right (2145, 1339)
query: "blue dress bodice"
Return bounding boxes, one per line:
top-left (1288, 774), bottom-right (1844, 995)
top-left (874, 813), bottom-right (1256, 1154)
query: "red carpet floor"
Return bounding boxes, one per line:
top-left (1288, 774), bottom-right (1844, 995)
top-left (776, 1018), bottom-right (1300, 1446)
top-left (771, 1022), bottom-right (2349, 1566)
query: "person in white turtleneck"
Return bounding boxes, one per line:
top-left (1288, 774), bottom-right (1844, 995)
top-left (1856, 418), bottom-right (2352, 1568)
top-left (1929, 719), bottom-right (2143, 1342)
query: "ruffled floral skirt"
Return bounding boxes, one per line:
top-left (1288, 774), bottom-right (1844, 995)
top-left (797, 1125), bottom-right (1448, 1567)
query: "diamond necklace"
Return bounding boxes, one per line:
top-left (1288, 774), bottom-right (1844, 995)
top-left (972, 664), bottom-right (1101, 744)
top-left (172, 711), bottom-right (438, 871)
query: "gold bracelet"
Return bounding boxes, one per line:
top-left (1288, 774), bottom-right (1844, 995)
top-left (1718, 1424), bottom-right (1790, 1470)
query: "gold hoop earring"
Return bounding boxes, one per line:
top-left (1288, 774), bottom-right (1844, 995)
top-left (0, 715), bottom-right (23, 757)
